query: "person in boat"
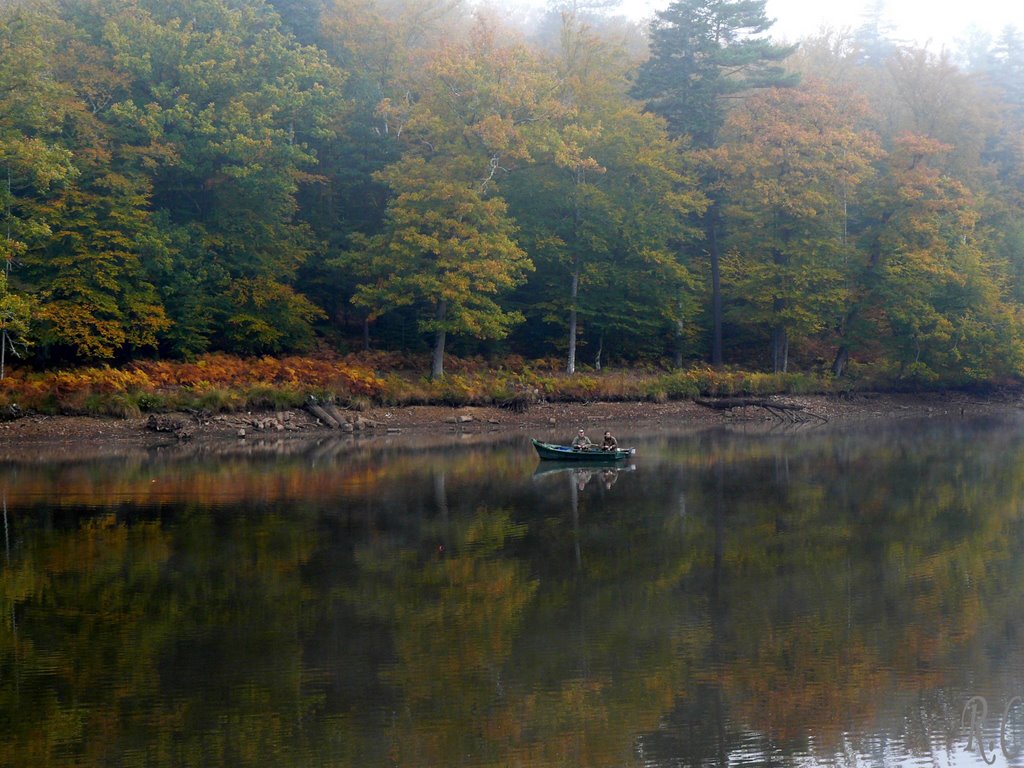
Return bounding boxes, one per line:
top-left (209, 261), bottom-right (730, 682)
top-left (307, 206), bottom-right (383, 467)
top-left (601, 430), bottom-right (618, 451)
top-left (571, 428), bottom-right (593, 449)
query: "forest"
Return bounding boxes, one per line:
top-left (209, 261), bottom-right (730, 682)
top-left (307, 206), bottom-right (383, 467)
top-left (1, 0), bottom-right (1023, 387)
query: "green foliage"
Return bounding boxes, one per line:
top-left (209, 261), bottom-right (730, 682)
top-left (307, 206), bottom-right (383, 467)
top-left (633, 0), bottom-right (798, 147)
top-left (0, 269), bottom-right (32, 375)
top-left (341, 23), bottom-right (552, 378)
top-left (1, 0), bottom-right (1024, 389)
top-left (713, 80), bottom-right (882, 372)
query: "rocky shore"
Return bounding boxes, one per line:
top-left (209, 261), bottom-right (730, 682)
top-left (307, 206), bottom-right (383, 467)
top-left (1, 389), bottom-right (1022, 463)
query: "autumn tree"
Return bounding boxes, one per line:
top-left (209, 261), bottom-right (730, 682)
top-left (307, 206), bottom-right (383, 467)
top-left (99, 0), bottom-right (344, 355)
top-left (0, 267), bottom-right (31, 378)
top-left (712, 81), bottom-right (881, 372)
top-left (12, 31), bottom-right (180, 360)
top-left (0, 5), bottom-right (75, 363)
top-left (344, 22), bottom-right (554, 379)
top-left (311, 0), bottom-right (465, 345)
top-left (828, 43), bottom-right (1024, 381)
top-left (838, 135), bottom-right (1023, 381)
top-left (505, 13), bottom-right (706, 372)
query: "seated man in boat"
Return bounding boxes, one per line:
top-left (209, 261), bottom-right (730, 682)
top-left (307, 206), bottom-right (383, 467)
top-left (601, 430), bottom-right (618, 451)
top-left (571, 428), bottom-right (593, 449)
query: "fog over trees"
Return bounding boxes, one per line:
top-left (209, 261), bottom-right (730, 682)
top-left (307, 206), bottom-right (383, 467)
top-left (1, 0), bottom-right (1023, 382)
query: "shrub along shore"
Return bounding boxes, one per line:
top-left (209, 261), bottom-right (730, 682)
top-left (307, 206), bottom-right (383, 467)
top-left (0, 352), bottom-right (1011, 422)
top-left (0, 352), bottom-right (1015, 423)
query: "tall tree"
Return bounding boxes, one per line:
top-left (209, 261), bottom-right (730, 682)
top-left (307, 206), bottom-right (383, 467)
top-left (839, 135), bottom-right (1022, 382)
top-left (711, 81), bottom-right (881, 372)
top-left (505, 13), bottom-right (705, 373)
top-left (852, 0), bottom-right (898, 66)
top-left (990, 25), bottom-right (1024, 117)
top-left (344, 22), bottom-right (554, 378)
top-left (348, 158), bottom-right (532, 379)
top-left (17, 34), bottom-right (176, 360)
top-left (632, 0), bottom-right (796, 366)
top-left (311, 0), bottom-right (463, 345)
top-left (0, 5), bottom-right (76, 362)
top-left (100, 0), bottom-right (345, 355)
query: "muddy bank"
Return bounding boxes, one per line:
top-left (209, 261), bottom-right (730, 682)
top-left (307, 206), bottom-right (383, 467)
top-left (2, 390), bottom-right (1023, 463)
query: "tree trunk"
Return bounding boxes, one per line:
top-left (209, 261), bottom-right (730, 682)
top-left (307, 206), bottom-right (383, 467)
top-left (431, 300), bottom-right (447, 380)
top-left (362, 317), bottom-right (370, 352)
top-left (568, 168), bottom-right (583, 376)
top-left (832, 345), bottom-right (849, 377)
top-left (674, 295), bottom-right (685, 369)
top-left (594, 334), bottom-right (603, 371)
top-left (708, 206), bottom-right (723, 367)
top-left (771, 325), bottom-right (788, 373)
top-left (567, 260), bottom-right (579, 375)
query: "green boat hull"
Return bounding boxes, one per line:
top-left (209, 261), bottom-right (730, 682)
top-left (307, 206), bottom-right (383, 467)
top-left (532, 438), bottom-right (632, 462)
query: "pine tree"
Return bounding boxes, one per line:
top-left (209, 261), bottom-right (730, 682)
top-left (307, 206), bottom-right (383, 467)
top-left (632, 0), bottom-right (796, 366)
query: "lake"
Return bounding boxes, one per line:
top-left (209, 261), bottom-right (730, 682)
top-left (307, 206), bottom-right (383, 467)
top-left (2, 416), bottom-right (1024, 767)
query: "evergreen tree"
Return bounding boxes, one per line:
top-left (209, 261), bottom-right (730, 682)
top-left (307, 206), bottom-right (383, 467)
top-left (852, 0), bottom-right (898, 66)
top-left (631, 0), bottom-right (796, 366)
top-left (991, 26), bottom-right (1024, 118)
top-left (633, 0), bottom-right (797, 148)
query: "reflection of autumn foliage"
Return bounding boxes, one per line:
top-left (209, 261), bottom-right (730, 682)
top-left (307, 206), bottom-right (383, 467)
top-left (690, 429), bottom-right (1024, 755)
top-left (0, 515), bottom-right (174, 768)
top-left (353, 509), bottom-right (538, 765)
top-left (715, 631), bottom-right (886, 743)
top-left (351, 499), bottom-right (707, 767)
top-left (3, 422), bottom-right (1024, 766)
top-left (890, 545), bottom-right (987, 688)
top-left (0, 506), bottom-right (319, 768)
top-left (0, 447), bottom-right (533, 509)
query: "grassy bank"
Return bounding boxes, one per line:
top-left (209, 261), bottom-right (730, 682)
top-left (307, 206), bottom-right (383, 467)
top-left (0, 352), bottom-right (951, 419)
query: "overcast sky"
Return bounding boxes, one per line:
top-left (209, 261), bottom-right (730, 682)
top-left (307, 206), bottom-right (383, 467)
top-left (611, 0), bottom-right (1023, 49)
top-left (764, 0), bottom-right (1022, 48)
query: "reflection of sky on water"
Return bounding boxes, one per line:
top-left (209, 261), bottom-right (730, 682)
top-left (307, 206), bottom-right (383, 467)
top-left (718, 699), bottom-right (1024, 767)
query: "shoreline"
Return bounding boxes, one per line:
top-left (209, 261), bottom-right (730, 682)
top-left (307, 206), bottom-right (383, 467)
top-left (2, 390), bottom-right (1022, 463)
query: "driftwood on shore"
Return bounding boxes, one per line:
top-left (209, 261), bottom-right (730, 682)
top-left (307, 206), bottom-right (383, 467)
top-left (304, 399), bottom-right (383, 431)
top-left (694, 397), bottom-right (828, 423)
top-left (306, 400), bottom-right (339, 428)
top-left (145, 414), bottom-right (195, 440)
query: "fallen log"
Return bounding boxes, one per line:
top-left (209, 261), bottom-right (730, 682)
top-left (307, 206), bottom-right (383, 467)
top-left (306, 401), bottom-right (341, 428)
top-left (323, 402), bottom-right (349, 427)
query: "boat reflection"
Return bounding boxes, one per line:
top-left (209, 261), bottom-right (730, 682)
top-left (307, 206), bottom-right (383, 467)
top-left (532, 462), bottom-right (637, 490)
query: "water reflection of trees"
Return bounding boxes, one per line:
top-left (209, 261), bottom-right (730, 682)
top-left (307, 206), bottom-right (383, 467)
top-left (1, 421), bottom-right (1024, 765)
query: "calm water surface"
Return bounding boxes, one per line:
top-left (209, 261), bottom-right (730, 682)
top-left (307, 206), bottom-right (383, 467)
top-left (3, 417), bottom-right (1024, 767)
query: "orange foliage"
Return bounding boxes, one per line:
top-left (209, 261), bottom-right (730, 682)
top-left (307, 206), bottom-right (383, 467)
top-left (130, 353), bottom-right (384, 395)
top-left (0, 354), bottom-right (386, 411)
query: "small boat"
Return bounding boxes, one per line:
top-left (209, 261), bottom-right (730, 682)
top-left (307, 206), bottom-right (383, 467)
top-left (531, 438), bottom-right (634, 462)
